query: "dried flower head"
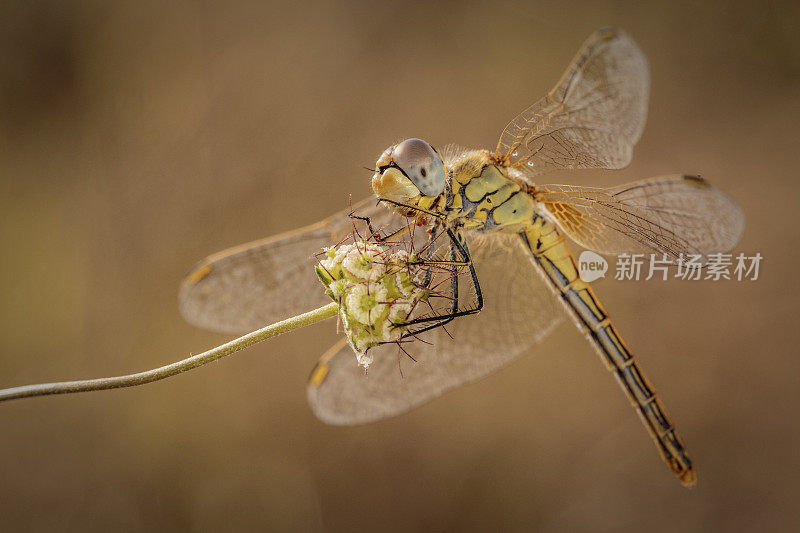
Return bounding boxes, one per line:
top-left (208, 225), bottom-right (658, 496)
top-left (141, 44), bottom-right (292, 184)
top-left (316, 240), bottom-right (430, 370)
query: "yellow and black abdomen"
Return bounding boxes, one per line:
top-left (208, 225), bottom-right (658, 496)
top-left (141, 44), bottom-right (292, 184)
top-left (520, 218), bottom-right (697, 486)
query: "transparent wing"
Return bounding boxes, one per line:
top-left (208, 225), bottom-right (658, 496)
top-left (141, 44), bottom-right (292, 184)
top-left (495, 27), bottom-right (649, 177)
top-left (537, 174), bottom-right (745, 259)
top-left (307, 233), bottom-right (564, 425)
top-left (179, 198), bottom-right (400, 334)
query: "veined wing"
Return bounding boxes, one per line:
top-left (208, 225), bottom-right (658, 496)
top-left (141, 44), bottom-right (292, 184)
top-left (307, 232), bottom-right (564, 425)
top-left (495, 27), bottom-right (648, 177)
top-left (179, 197), bottom-right (398, 334)
top-left (536, 174), bottom-right (745, 260)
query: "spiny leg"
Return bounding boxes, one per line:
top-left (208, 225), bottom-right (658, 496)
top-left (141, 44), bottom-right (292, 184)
top-left (401, 228), bottom-right (483, 337)
top-left (368, 198), bottom-right (482, 335)
top-left (403, 226), bottom-right (460, 335)
top-left (347, 211), bottom-right (412, 244)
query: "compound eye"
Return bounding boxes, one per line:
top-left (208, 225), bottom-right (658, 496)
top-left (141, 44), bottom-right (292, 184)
top-left (392, 138), bottom-right (446, 196)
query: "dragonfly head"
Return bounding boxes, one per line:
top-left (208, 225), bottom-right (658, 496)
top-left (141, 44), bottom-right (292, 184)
top-left (372, 138), bottom-right (446, 216)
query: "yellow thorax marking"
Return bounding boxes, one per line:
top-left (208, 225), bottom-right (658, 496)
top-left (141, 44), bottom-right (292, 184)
top-left (463, 165), bottom-right (509, 202)
top-left (417, 195), bottom-right (438, 211)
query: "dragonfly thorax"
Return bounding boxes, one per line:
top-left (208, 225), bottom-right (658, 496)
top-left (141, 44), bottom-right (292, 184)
top-left (372, 143), bottom-right (539, 232)
top-left (444, 150), bottom-right (539, 233)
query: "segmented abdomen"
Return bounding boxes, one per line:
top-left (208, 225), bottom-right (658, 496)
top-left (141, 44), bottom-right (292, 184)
top-left (520, 217), bottom-right (696, 486)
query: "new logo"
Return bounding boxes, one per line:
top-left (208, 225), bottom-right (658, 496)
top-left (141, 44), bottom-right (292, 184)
top-left (578, 250), bottom-right (608, 282)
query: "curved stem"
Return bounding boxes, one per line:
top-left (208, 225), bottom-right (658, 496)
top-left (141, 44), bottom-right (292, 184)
top-left (0, 302), bottom-right (340, 403)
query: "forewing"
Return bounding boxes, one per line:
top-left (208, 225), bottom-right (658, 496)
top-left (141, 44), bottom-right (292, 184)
top-left (179, 198), bottom-right (399, 334)
top-left (495, 27), bottom-right (649, 177)
top-left (307, 233), bottom-right (564, 425)
top-left (537, 175), bottom-right (745, 259)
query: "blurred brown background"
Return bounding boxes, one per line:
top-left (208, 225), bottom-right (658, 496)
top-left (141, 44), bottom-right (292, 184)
top-left (1, 0), bottom-right (798, 531)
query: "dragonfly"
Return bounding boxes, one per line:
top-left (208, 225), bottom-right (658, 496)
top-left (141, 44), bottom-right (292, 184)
top-left (178, 27), bottom-right (744, 487)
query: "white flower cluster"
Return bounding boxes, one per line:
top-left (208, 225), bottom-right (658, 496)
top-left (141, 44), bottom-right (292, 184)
top-left (316, 242), bottom-right (428, 370)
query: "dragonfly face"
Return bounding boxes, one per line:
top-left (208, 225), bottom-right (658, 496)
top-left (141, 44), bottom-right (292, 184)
top-left (372, 138), bottom-right (445, 217)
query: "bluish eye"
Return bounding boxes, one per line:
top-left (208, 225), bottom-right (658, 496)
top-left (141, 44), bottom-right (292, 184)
top-left (392, 138), bottom-right (446, 196)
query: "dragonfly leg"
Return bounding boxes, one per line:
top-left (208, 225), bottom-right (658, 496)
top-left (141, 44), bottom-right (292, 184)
top-left (347, 211), bottom-right (412, 244)
top-left (400, 228), bottom-right (483, 336)
top-left (376, 198), bottom-right (446, 220)
top-left (379, 224), bottom-right (412, 243)
top-left (348, 212), bottom-right (381, 241)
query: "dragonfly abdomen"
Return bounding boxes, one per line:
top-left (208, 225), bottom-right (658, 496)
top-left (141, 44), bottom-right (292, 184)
top-left (519, 221), bottom-right (697, 486)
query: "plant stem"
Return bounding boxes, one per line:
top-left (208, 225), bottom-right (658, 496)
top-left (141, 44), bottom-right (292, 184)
top-left (0, 302), bottom-right (340, 403)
